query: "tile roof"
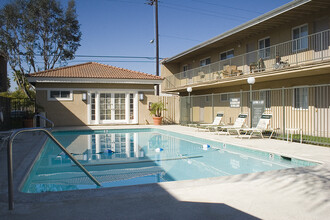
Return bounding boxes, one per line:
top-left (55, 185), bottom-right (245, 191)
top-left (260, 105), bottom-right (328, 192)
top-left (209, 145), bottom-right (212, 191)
top-left (28, 62), bottom-right (162, 80)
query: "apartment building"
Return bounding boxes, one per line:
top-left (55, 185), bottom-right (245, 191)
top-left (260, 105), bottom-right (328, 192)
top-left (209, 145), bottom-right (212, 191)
top-left (161, 0), bottom-right (330, 144)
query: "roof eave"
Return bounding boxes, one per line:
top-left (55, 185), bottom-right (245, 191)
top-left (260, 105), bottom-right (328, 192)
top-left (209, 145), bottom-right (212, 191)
top-left (162, 0), bottom-right (311, 64)
top-left (27, 77), bottom-right (163, 85)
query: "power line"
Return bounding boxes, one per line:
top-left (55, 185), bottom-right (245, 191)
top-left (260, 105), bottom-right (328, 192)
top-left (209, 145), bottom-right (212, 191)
top-left (159, 2), bottom-right (251, 21)
top-left (160, 4), bottom-right (247, 22)
top-left (160, 34), bottom-right (202, 42)
top-left (12, 54), bottom-right (163, 60)
top-left (35, 60), bottom-right (156, 63)
top-left (190, 0), bottom-right (263, 15)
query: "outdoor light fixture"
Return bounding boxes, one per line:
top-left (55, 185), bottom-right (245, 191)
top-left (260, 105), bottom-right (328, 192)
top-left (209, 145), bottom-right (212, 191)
top-left (247, 77), bottom-right (256, 85)
top-left (82, 93), bottom-right (87, 101)
top-left (247, 77), bottom-right (255, 128)
top-left (187, 87), bottom-right (192, 93)
top-left (139, 92), bottom-right (144, 101)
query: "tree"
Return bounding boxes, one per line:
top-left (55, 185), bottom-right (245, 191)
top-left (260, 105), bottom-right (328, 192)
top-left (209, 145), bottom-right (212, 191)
top-left (0, 0), bottom-right (81, 100)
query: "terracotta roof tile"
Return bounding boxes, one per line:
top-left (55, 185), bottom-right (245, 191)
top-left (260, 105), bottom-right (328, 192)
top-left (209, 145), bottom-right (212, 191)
top-left (28, 62), bottom-right (162, 80)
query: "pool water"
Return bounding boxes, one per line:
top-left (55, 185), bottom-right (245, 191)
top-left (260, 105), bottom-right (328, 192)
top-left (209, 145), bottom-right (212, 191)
top-left (21, 129), bottom-right (317, 193)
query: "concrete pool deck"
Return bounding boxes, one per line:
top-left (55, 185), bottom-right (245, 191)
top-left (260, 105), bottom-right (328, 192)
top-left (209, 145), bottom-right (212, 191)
top-left (0, 125), bottom-right (329, 219)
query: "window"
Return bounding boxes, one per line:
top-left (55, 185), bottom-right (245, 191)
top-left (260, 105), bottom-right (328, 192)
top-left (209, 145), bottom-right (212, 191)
top-left (91, 93), bottom-right (96, 121)
top-left (294, 88), bottom-right (308, 109)
top-left (205, 96), bottom-right (209, 103)
top-left (48, 90), bottom-right (72, 100)
top-left (292, 24), bottom-right (308, 51)
top-left (220, 94), bottom-right (228, 102)
top-left (258, 38), bottom-right (270, 59)
top-left (130, 94), bottom-right (134, 120)
top-left (183, 65), bottom-right (188, 78)
top-left (260, 90), bottom-right (271, 109)
top-left (200, 57), bottom-right (211, 66)
top-left (220, 49), bottom-right (234, 60)
top-left (114, 94), bottom-right (126, 120)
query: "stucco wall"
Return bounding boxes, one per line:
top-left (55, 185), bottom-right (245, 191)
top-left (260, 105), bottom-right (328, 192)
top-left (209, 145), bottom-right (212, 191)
top-left (37, 90), bottom-right (88, 127)
top-left (36, 83), bottom-right (180, 127)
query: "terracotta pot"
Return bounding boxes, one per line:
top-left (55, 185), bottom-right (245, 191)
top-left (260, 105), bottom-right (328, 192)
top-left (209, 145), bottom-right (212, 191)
top-left (153, 117), bottom-right (163, 125)
top-left (23, 119), bottom-right (33, 128)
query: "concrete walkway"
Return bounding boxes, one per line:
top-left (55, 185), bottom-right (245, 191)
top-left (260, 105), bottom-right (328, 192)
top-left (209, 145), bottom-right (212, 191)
top-left (0, 125), bottom-right (329, 220)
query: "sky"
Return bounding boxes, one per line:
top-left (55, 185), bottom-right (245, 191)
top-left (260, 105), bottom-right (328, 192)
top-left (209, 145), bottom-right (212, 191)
top-left (0, 0), bottom-right (292, 91)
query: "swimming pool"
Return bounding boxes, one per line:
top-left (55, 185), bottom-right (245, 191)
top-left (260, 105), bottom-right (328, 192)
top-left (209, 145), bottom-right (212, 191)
top-left (21, 128), bottom-right (317, 193)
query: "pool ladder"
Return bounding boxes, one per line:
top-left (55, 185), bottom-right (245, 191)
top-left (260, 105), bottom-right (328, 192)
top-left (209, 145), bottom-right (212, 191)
top-left (6, 128), bottom-right (101, 210)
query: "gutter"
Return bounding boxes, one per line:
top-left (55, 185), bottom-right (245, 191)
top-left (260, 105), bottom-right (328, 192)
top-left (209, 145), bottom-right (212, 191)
top-left (27, 77), bottom-right (163, 85)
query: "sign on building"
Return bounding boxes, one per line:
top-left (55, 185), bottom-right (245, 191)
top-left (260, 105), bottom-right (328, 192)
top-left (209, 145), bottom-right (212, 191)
top-left (252, 100), bottom-right (265, 127)
top-left (230, 98), bottom-right (240, 108)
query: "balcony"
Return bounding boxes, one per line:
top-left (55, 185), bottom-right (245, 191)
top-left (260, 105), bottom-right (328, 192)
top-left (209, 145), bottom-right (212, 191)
top-left (164, 30), bottom-right (330, 91)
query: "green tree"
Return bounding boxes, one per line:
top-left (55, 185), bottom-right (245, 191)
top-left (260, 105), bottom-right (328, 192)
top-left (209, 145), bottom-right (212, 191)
top-left (0, 0), bottom-right (81, 100)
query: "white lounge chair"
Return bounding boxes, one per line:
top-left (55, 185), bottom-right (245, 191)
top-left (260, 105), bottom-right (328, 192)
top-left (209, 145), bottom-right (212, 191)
top-left (217, 113), bottom-right (248, 135)
top-left (236, 113), bottom-right (274, 139)
top-left (197, 113), bottom-right (224, 132)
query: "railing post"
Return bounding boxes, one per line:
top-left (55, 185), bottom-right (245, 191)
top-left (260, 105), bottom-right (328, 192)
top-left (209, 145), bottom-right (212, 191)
top-left (7, 128), bottom-right (101, 210)
top-left (321, 32), bottom-right (324, 61)
top-left (296, 39), bottom-right (299, 65)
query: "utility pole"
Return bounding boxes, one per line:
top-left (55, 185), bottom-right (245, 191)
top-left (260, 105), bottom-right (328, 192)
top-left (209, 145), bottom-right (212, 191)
top-left (147, 0), bottom-right (160, 95)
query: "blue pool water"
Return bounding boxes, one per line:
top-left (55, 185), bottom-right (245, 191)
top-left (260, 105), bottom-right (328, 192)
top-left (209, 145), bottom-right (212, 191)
top-left (21, 128), bottom-right (317, 193)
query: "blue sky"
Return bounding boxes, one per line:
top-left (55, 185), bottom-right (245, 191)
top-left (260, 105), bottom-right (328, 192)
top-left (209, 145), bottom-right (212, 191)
top-left (1, 0), bottom-right (292, 90)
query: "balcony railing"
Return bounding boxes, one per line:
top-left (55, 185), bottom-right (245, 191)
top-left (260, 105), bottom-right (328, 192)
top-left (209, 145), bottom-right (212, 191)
top-left (164, 29), bottom-right (330, 90)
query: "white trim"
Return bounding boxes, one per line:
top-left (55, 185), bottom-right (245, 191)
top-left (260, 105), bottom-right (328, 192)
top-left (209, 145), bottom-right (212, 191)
top-left (47, 89), bottom-right (73, 101)
top-left (28, 77), bottom-right (163, 85)
top-left (200, 57), bottom-right (211, 66)
top-left (219, 48), bottom-right (234, 61)
top-left (258, 37), bottom-right (271, 59)
top-left (36, 87), bottom-right (155, 93)
top-left (292, 23), bottom-right (309, 51)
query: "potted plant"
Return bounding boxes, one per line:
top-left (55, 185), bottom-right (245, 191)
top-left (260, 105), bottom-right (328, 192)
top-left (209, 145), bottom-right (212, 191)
top-left (149, 101), bottom-right (167, 125)
top-left (23, 111), bottom-right (35, 128)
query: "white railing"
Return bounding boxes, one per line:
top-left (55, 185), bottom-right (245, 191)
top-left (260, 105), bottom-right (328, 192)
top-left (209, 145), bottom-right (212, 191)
top-left (164, 29), bottom-right (330, 90)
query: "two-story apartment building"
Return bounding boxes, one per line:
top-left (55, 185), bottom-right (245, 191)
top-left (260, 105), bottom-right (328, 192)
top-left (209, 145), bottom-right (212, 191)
top-left (161, 0), bottom-right (330, 144)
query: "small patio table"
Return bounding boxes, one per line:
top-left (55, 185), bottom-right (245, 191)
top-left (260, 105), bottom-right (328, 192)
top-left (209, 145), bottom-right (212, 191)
top-left (286, 128), bottom-right (302, 143)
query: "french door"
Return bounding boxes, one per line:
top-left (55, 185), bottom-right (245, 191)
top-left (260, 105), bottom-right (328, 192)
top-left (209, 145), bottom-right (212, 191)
top-left (90, 92), bottom-right (137, 124)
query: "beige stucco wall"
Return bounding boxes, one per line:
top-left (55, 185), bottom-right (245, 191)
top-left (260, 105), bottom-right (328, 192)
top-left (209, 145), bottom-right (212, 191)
top-left (36, 90), bottom-right (88, 127)
top-left (139, 93), bottom-right (180, 125)
top-left (36, 83), bottom-right (180, 127)
top-left (161, 15), bottom-right (330, 79)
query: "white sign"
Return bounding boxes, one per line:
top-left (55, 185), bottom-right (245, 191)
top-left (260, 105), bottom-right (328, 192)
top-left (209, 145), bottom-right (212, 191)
top-left (230, 98), bottom-right (240, 108)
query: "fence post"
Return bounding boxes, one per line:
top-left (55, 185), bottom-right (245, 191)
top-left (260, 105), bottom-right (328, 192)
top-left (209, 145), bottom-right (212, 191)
top-left (282, 87), bottom-right (286, 140)
top-left (211, 93), bottom-right (214, 122)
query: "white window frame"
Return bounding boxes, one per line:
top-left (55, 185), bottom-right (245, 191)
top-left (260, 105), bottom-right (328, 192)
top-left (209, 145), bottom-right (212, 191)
top-left (258, 37), bottom-right (270, 59)
top-left (47, 89), bottom-right (73, 101)
top-left (293, 87), bottom-right (308, 110)
top-left (200, 57), bottom-right (211, 66)
top-left (220, 93), bottom-right (229, 102)
top-left (183, 64), bottom-right (188, 78)
top-left (292, 24), bottom-right (308, 52)
top-left (219, 49), bottom-right (234, 61)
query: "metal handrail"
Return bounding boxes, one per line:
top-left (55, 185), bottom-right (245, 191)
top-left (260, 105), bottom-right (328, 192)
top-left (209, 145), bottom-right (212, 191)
top-left (34, 114), bottom-right (55, 129)
top-left (7, 128), bottom-right (101, 210)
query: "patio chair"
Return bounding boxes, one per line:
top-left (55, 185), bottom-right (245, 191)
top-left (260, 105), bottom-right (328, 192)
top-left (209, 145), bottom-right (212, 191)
top-left (235, 113), bottom-right (274, 139)
top-left (197, 113), bottom-right (224, 132)
top-left (217, 113), bottom-right (248, 135)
